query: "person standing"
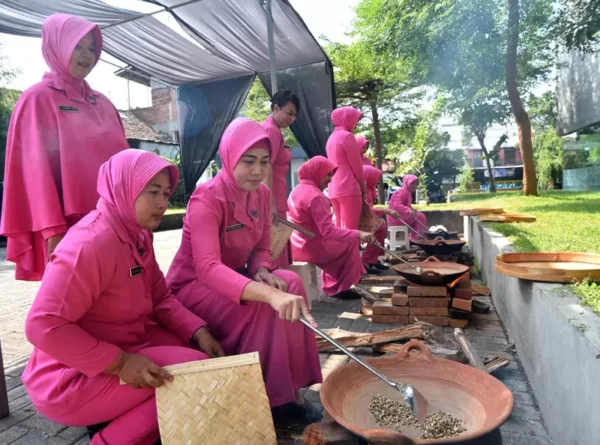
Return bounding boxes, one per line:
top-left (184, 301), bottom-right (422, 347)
top-left (325, 107), bottom-right (365, 230)
top-left (1, 13), bottom-right (129, 281)
top-left (261, 90), bottom-right (300, 267)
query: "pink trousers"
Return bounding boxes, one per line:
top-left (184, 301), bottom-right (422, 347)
top-left (331, 196), bottom-right (361, 230)
top-left (36, 327), bottom-right (208, 445)
top-left (174, 269), bottom-right (323, 407)
top-left (362, 220), bottom-right (387, 266)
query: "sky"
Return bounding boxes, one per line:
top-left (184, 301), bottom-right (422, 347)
top-left (0, 0), bottom-right (360, 110)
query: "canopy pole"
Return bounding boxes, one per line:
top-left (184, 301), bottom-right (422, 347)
top-left (266, 0), bottom-right (278, 93)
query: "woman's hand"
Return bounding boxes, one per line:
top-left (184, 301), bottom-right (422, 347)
top-left (107, 352), bottom-right (173, 389)
top-left (266, 290), bottom-right (317, 327)
top-left (387, 209), bottom-right (401, 220)
top-left (359, 231), bottom-right (376, 244)
top-left (193, 326), bottom-right (225, 358)
top-left (254, 268), bottom-right (288, 292)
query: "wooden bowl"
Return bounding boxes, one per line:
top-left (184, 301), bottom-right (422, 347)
top-left (496, 252), bottom-right (600, 282)
top-left (320, 340), bottom-right (514, 444)
top-left (480, 213), bottom-right (536, 223)
top-left (459, 208), bottom-right (503, 217)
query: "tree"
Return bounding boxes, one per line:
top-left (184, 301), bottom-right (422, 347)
top-left (326, 39), bottom-right (420, 201)
top-left (557, 0), bottom-right (600, 52)
top-left (355, 0), bottom-right (556, 196)
top-left (458, 163), bottom-right (475, 192)
top-left (423, 147), bottom-right (464, 186)
top-left (0, 45), bottom-right (19, 182)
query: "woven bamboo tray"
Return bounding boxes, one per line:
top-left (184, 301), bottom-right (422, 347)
top-left (359, 202), bottom-right (383, 233)
top-left (271, 221), bottom-right (294, 260)
top-left (156, 352), bottom-right (276, 445)
top-left (480, 213), bottom-right (536, 223)
top-left (459, 208), bottom-right (504, 217)
top-left (496, 252), bottom-right (600, 283)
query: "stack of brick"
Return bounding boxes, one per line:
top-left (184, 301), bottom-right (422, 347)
top-left (372, 278), bottom-right (409, 324)
top-left (407, 284), bottom-right (449, 327)
top-left (449, 276), bottom-right (473, 328)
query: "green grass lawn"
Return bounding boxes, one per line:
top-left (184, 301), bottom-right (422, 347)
top-left (165, 207), bottom-right (186, 215)
top-left (418, 190), bottom-right (600, 315)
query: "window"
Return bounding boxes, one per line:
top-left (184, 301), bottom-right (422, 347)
top-left (504, 148), bottom-right (516, 165)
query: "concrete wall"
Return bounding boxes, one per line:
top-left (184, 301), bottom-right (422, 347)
top-left (466, 217), bottom-right (600, 445)
top-left (563, 165), bottom-right (600, 190)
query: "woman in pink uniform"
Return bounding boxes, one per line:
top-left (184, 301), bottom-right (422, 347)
top-left (1, 13), bottom-right (128, 281)
top-left (387, 174), bottom-right (428, 241)
top-left (288, 156), bottom-right (375, 297)
top-left (22, 150), bottom-right (222, 445)
top-left (166, 118), bottom-right (322, 421)
top-left (261, 90), bottom-right (300, 267)
top-left (357, 135), bottom-right (374, 166)
top-left (325, 106), bottom-right (365, 229)
top-left (361, 165), bottom-right (402, 272)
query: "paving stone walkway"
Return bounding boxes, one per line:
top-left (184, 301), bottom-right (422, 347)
top-left (0, 230), bottom-right (552, 444)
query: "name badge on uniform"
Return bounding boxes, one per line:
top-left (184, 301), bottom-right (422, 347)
top-left (226, 223), bottom-right (244, 232)
top-left (59, 106), bottom-right (79, 112)
top-left (129, 266), bottom-right (143, 277)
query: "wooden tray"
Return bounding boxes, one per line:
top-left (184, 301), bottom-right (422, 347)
top-left (480, 213), bottom-right (536, 223)
top-left (496, 252), bottom-right (600, 283)
top-left (460, 208), bottom-right (504, 217)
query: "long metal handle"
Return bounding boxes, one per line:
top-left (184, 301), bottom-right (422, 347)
top-left (396, 216), bottom-right (427, 240)
top-left (300, 317), bottom-right (405, 392)
top-left (372, 240), bottom-right (422, 273)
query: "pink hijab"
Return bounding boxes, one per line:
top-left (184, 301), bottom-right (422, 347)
top-left (298, 156), bottom-right (337, 186)
top-left (356, 136), bottom-right (369, 155)
top-left (42, 13), bottom-right (104, 100)
top-left (97, 149), bottom-right (179, 241)
top-left (331, 107), bottom-right (363, 132)
top-left (216, 118), bottom-right (271, 213)
top-left (363, 165), bottom-right (383, 189)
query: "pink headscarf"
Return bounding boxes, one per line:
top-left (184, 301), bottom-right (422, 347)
top-left (331, 107), bottom-right (363, 132)
top-left (41, 13), bottom-right (104, 100)
top-left (97, 149), bottom-right (178, 239)
top-left (402, 174), bottom-right (419, 192)
top-left (356, 136), bottom-right (369, 155)
top-left (363, 165), bottom-right (383, 189)
top-left (298, 156), bottom-right (337, 185)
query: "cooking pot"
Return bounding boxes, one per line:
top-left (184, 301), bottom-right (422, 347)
top-left (411, 237), bottom-right (466, 256)
top-left (392, 257), bottom-right (469, 286)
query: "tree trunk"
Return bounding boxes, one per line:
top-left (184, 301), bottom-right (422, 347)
top-left (506, 0), bottom-right (538, 196)
top-left (476, 134), bottom-right (496, 193)
top-left (371, 102), bottom-right (385, 203)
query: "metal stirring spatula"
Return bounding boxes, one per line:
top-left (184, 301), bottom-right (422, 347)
top-left (372, 240), bottom-right (423, 273)
top-left (300, 316), bottom-right (418, 414)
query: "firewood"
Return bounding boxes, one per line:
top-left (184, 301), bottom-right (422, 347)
top-left (484, 355), bottom-right (511, 374)
top-left (454, 328), bottom-right (486, 372)
top-left (303, 421), bottom-right (362, 445)
top-left (472, 283), bottom-right (491, 296)
top-left (350, 285), bottom-right (378, 302)
top-left (315, 324), bottom-right (431, 352)
top-left (360, 275), bottom-right (402, 284)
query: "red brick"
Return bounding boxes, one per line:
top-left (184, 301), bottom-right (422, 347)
top-left (373, 300), bottom-right (410, 315)
top-left (409, 297), bottom-right (449, 307)
top-left (373, 314), bottom-right (410, 324)
top-left (455, 277), bottom-right (472, 289)
top-left (409, 315), bottom-right (449, 327)
top-left (391, 294), bottom-right (409, 306)
top-left (409, 306), bottom-right (449, 317)
top-left (449, 318), bottom-right (469, 328)
top-left (453, 288), bottom-right (473, 300)
top-left (407, 286), bottom-right (447, 297)
top-left (451, 298), bottom-right (472, 311)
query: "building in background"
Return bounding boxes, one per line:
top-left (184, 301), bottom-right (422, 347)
top-left (120, 110), bottom-right (179, 159)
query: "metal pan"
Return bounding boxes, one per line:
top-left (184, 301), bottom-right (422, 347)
top-left (424, 229), bottom-right (459, 240)
top-left (392, 256), bottom-right (470, 286)
top-left (410, 237), bottom-right (466, 256)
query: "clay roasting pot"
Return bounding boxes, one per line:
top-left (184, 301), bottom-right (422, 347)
top-left (410, 237), bottom-right (466, 256)
top-left (320, 340), bottom-right (513, 445)
top-left (392, 257), bottom-right (470, 286)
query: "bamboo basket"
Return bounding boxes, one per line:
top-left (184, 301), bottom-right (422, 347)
top-left (156, 353), bottom-right (276, 445)
top-left (270, 221), bottom-right (294, 260)
top-left (359, 202), bottom-right (384, 233)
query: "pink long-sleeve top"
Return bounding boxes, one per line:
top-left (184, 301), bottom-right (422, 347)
top-left (326, 107), bottom-right (364, 199)
top-left (262, 115), bottom-right (292, 213)
top-left (0, 14), bottom-right (128, 281)
top-left (288, 156), bottom-right (359, 249)
top-left (167, 118), bottom-right (273, 304)
top-left (22, 149), bottom-right (204, 414)
top-left (388, 174), bottom-right (419, 220)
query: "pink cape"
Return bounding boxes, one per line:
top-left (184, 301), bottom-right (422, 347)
top-left (0, 13), bottom-right (128, 281)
